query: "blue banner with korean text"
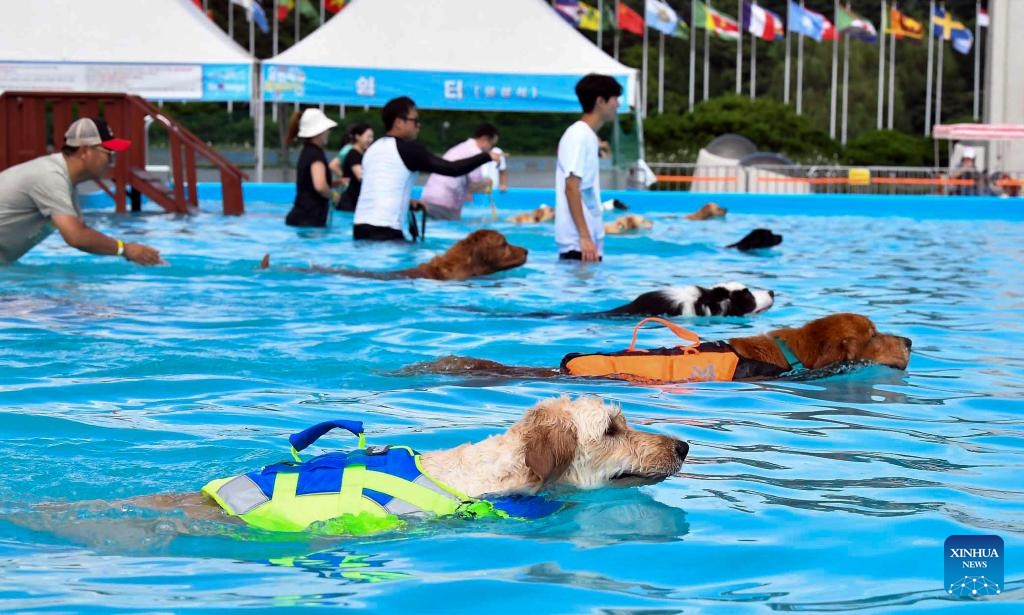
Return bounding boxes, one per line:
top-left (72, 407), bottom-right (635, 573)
top-left (261, 64), bottom-right (632, 112)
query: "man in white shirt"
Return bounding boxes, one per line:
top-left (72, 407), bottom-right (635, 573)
top-left (555, 74), bottom-right (622, 262)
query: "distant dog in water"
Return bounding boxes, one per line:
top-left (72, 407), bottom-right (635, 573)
top-left (728, 228), bottom-right (782, 251)
top-left (403, 313), bottom-right (912, 384)
top-left (685, 202), bottom-right (727, 220)
top-left (262, 229), bottom-right (527, 281)
top-left (507, 205), bottom-right (555, 224)
top-left (596, 282), bottom-right (774, 318)
top-left (604, 214), bottom-right (653, 235)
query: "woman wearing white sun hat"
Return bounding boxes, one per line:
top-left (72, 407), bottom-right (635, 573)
top-left (284, 108), bottom-right (339, 227)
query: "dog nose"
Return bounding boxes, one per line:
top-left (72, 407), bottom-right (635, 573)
top-left (768, 290), bottom-right (775, 298)
top-left (900, 336), bottom-right (912, 350)
top-left (674, 440), bottom-right (689, 461)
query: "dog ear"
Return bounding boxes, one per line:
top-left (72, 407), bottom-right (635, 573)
top-left (811, 336), bottom-right (865, 369)
top-left (523, 416), bottom-right (578, 489)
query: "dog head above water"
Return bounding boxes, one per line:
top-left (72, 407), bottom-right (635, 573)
top-left (732, 313), bottom-right (912, 371)
top-left (727, 228), bottom-right (783, 251)
top-left (421, 229), bottom-right (528, 280)
top-left (685, 202), bottom-right (728, 220)
top-left (515, 396), bottom-right (688, 491)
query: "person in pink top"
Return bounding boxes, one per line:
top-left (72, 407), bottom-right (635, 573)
top-left (420, 123), bottom-right (500, 220)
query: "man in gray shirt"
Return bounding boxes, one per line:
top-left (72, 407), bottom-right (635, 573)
top-left (0, 117), bottom-right (163, 265)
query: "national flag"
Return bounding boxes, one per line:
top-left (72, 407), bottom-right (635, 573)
top-left (554, 0), bottom-right (581, 26)
top-left (230, 0), bottom-right (269, 33)
top-left (951, 26), bottom-right (973, 54)
top-left (885, 7), bottom-right (924, 41)
top-left (835, 4), bottom-right (877, 43)
top-left (277, 0), bottom-right (294, 22)
top-left (299, 0), bottom-right (319, 20)
top-left (787, 1), bottom-right (834, 42)
top-left (978, 5), bottom-right (990, 28)
top-left (324, 0), bottom-right (346, 15)
top-left (694, 1), bottom-right (740, 40)
top-left (618, 2), bottom-right (645, 36)
top-left (645, 0), bottom-right (679, 36)
top-left (579, 1), bottom-right (601, 31)
top-left (742, 2), bottom-right (784, 41)
top-left (672, 18), bottom-right (690, 40)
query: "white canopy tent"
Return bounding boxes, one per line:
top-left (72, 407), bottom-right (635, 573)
top-left (261, 0), bottom-right (637, 112)
top-left (0, 0), bottom-right (253, 101)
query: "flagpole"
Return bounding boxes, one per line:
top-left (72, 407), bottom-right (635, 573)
top-left (784, 1), bottom-right (790, 104)
top-left (841, 31), bottom-right (849, 145)
top-left (272, 0), bottom-right (279, 123)
top-left (658, 32), bottom-right (665, 114)
top-left (736, 0), bottom-right (743, 94)
top-left (935, 26), bottom-right (944, 130)
top-left (750, 31), bottom-right (757, 99)
top-left (887, 8), bottom-right (896, 130)
top-left (877, 0), bottom-right (887, 130)
top-left (320, 0), bottom-right (325, 27)
top-left (294, 0), bottom-right (301, 112)
top-left (614, 1), bottom-right (621, 60)
top-left (642, 22), bottom-right (649, 118)
top-left (972, 0), bottom-right (981, 119)
top-left (829, 1), bottom-right (838, 139)
top-left (689, 0), bottom-right (696, 110)
top-left (228, 2), bottom-right (235, 114)
top-left (796, 1), bottom-right (804, 114)
top-left (598, 0), bottom-right (604, 49)
top-left (703, 1), bottom-right (711, 101)
top-left (924, 0), bottom-right (934, 136)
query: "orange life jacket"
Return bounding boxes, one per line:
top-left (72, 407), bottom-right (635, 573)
top-left (560, 318), bottom-right (739, 383)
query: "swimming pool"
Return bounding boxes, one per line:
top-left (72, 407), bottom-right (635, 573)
top-left (1, 189), bottom-right (1022, 612)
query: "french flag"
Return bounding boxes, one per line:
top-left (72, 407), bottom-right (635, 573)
top-left (743, 2), bottom-right (784, 41)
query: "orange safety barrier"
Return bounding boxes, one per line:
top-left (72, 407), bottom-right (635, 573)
top-left (656, 175), bottom-right (740, 183)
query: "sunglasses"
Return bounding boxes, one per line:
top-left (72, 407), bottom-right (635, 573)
top-left (95, 146), bottom-right (117, 160)
top-left (401, 116), bottom-right (422, 126)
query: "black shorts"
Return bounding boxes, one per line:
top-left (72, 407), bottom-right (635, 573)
top-left (559, 251), bottom-right (603, 262)
top-left (353, 224), bottom-right (407, 241)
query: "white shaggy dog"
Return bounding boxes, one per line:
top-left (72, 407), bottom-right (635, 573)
top-left (53, 397), bottom-right (688, 530)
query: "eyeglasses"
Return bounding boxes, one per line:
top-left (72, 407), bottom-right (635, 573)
top-left (95, 146), bottom-right (116, 161)
top-left (401, 116), bottom-right (422, 126)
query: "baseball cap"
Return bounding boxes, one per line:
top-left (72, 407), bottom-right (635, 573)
top-left (64, 118), bottom-right (132, 151)
top-left (962, 146), bottom-right (976, 159)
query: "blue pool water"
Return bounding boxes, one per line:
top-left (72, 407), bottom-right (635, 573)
top-left (1, 190), bottom-right (1022, 612)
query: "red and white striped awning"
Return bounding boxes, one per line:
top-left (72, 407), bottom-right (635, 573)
top-left (932, 124), bottom-right (1024, 141)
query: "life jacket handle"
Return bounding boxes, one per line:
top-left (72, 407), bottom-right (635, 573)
top-left (627, 317), bottom-right (701, 354)
top-left (289, 420), bottom-right (367, 462)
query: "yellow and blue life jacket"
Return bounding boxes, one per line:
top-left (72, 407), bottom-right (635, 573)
top-left (202, 419), bottom-right (559, 533)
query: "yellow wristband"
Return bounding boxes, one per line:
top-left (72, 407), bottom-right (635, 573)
top-left (116, 239), bottom-right (125, 256)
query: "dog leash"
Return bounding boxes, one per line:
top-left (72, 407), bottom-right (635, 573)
top-left (408, 202), bottom-right (427, 242)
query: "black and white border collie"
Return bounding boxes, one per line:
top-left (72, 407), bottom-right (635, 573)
top-left (596, 282), bottom-right (775, 318)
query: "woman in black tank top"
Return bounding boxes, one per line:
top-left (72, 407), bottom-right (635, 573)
top-left (284, 109), bottom-right (338, 228)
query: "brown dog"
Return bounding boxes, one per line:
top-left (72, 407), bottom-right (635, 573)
top-left (262, 229), bottom-right (527, 281)
top-left (685, 202), bottom-right (727, 220)
top-left (507, 204), bottom-right (555, 224)
top-left (400, 313), bottom-right (911, 383)
top-left (604, 214), bottom-right (654, 235)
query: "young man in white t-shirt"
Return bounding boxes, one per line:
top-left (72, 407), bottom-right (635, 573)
top-left (555, 74), bottom-right (622, 262)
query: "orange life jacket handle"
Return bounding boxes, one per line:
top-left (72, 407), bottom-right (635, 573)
top-left (627, 317), bottom-right (701, 353)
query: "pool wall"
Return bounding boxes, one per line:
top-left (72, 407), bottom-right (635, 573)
top-left (81, 183), bottom-right (1024, 220)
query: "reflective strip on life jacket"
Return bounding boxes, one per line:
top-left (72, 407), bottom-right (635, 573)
top-left (563, 349), bottom-right (739, 383)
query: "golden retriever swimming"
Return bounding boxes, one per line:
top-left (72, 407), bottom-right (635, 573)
top-left (604, 214), bottom-right (653, 235)
top-left (685, 202), bottom-right (727, 220)
top-left (41, 397), bottom-right (687, 533)
top-left (262, 229), bottom-right (528, 281)
top-left (402, 313), bottom-right (912, 383)
top-left (507, 204), bottom-right (555, 224)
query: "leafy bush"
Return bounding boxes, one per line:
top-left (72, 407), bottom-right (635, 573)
top-left (842, 130), bottom-right (935, 167)
top-left (643, 96), bottom-right (840, 163)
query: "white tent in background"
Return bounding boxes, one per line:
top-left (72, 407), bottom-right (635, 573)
top-left (262, 0), bottom-right (637, 112)
top-left (0, 0), bottom-right (253, 101)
